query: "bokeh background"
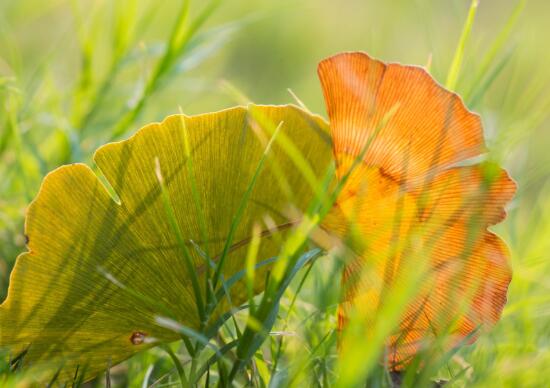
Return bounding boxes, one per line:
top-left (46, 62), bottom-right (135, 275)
top-left (1, 0), bottom-right (549, 386)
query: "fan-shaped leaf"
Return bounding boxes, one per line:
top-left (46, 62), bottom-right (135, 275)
top-left (0, 104), bottom-right (332, 383)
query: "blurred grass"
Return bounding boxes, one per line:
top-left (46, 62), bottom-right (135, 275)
top-left (1, 0), bottom-right (550, 386)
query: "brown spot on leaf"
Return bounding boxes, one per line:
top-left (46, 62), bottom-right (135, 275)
top-left (130, 331), bottom-right (147, 345)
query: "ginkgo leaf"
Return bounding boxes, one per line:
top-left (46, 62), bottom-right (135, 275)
top-left (0, 105), bottom-right (332, 383)
top-left (318, 52), bottom-right (516, 369)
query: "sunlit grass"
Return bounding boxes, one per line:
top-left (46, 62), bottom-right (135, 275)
top-left (1, 0), bottom-right (550, 387)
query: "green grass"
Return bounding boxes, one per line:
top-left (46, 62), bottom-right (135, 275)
top-left (1, 0), bottom-right (550, 386)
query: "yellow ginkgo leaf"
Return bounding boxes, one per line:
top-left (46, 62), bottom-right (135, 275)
top-left (0, 105), bottom-right (332, 383)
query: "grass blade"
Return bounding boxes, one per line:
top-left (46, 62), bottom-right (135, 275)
top-left (445, 0), bottom-right (479, 91)
top-left (155, 157), bottom-right (206, 326)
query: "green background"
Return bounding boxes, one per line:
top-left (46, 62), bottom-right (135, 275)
top-left (1, 0), bottom-right (549, 386)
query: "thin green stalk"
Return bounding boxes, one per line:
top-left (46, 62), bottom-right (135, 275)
top-left (178, 112), bottom-right (214, 310)
top-left (270, 260), bottom-right (315, 378)
top-left (161, 344), bottom-right (189, 388)
top-left (468, 48), bottom-right (514, 108)
top-left (228, 247), bottom-right (322, 382)
top-left (74, 1), bottom-right (160, 136)
top-left (110, 0), bottom-right (221, 139)
top-left (181, 336), bottom-right (196, 359)
top-left (6, 96), bottom-right (31, 201)
top-left (445, 0), bottom-right (479, 91)
top-left (465, 0), bottom-right (526, 103)
top-left (155, 157), bottom-right (206, 326)
top-left (248, 108), bottom-right (327, 211)
top-left (287, 88), bottom-right (310, 113)
top-left (99, 267), bottom-right (176, 319)
top-left (245, 224), bottom-right (262, 315)
top-left (211, 121), bottom-right (283, 290)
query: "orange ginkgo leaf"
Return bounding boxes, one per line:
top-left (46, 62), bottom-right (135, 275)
top-left (318, 52), bottom-right (516, 369)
